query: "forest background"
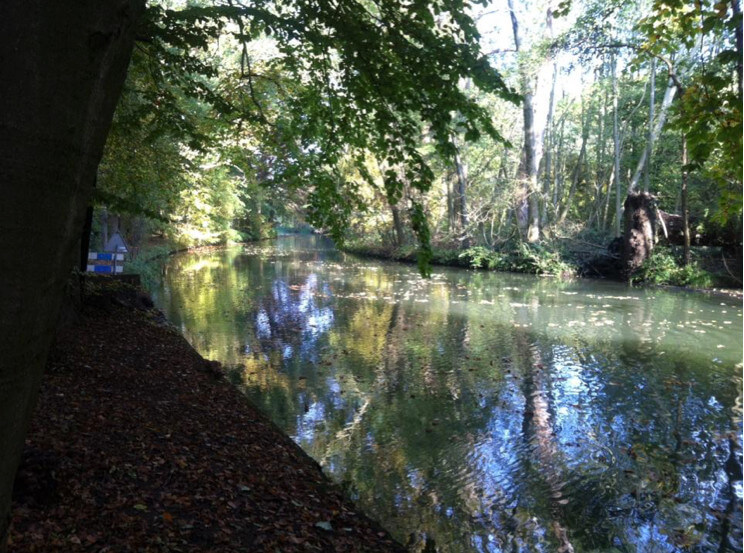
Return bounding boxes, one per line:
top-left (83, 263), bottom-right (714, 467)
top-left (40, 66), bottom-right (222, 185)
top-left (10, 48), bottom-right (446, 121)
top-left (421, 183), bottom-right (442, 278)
top-left (96, 0), bottom-right (742, 287)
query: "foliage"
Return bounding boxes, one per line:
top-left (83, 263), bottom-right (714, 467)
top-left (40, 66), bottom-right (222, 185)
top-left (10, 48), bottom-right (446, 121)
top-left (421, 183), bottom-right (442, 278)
top-left (94, 0), bottom-right (741, 288)
top-left (461, 243), bottom-right (576, 276)
top-left (636, 0), bottom-right (743, 221)
top-left (632, 248), bottom-right (714, 287)
top-left (110, 0), bottom-right (519, 259)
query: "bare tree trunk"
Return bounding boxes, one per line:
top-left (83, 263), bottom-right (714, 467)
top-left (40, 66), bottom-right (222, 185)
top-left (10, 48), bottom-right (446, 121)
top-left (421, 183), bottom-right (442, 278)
top-left (542, 61), bottom-right (558, 226)
top-left (622, 192), bottom-right (657, 279)
top-left (558, 91), bottom-right (586, 224)
top-left (681, 135), bottom-right (691, 265)
top-left (643, 58), bottom-right (656, 193)
top-left (453, 139), bottom-right (469, 235)
top-left (391, 203), bottom-right (405, 247)
top-left (542, 7), bottom-right (558, 226)
top-left (558, 136), bottom-right (586, 224)
top-left (589, 81), bottom-right (608, 229)
top-left (602, 164), bottom-right (615, 231)
top-left (611, 51), bottom-right (623, 236)
top-left (445, 172), bottom-right (455, 233)
top-left (508, 0), bottom-right (541, 243)
top-left (734, 0), bottom-right (743, 99)
top-left (553, 113), bottom-right (566, 208)
top-left (630, 80), bottom-right (676, 193)
top-left (0, 2), bottom-right (142, 548)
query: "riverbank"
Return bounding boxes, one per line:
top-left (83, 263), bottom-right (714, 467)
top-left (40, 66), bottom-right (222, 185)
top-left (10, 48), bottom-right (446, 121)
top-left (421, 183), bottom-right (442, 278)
top-left (341, 240), bottom-right (743, 295)
top-left (9, 279), bottom-right (404, 552)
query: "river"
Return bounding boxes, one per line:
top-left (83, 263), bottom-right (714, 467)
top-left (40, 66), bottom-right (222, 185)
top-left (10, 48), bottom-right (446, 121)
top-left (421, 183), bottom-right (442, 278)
top-left (151, 236), bottom-right (743, 552)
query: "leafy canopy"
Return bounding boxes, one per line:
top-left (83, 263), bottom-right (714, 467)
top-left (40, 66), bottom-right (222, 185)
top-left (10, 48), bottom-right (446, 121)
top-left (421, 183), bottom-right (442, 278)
top-left (128, 0), bottom-right (518, 272)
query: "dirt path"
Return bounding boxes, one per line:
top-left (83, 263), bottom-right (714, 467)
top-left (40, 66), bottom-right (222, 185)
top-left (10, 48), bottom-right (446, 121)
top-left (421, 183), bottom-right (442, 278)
top-left (9, 282), bottom-right (404, 552)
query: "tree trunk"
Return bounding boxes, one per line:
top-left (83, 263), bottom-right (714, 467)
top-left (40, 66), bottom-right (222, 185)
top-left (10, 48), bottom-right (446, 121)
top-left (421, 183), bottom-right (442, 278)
top-left (643, 58), bottom-right (656, 193)
top-left (508, 0), bottom-right (541, 243)
top-left (630, 80), bottom-right (676, 193)
top-left (80, 206), bottom-right (95, 273)
top-left (0, 2), bottom-right (143, 549)
top-left (558, 91), bottom-right (586, 224)
top-left (453, 139), bottom-right (469, 237)
top-left (590, 81), bottom-right (608, 229)
top-left (622, 192), bottom-right (657, 279)
top-left (557, 135), bottom-right (586, 224)
top-left (734, 0), bottom-right (743, 99)
top-left (542, 8), bottom-right (557, 226)
top-left (542, 63), bottom-right (557, 226)
top-left (553, 106), bottom-right (568, 208)
top-left (445, 172), bottom-right (455, 233)
top-left (681, 135), bottom-right (691, 265)
top-left (391, 203), bottom-right (405, 248)
top-left (611, 52), bottom-right (623, 237)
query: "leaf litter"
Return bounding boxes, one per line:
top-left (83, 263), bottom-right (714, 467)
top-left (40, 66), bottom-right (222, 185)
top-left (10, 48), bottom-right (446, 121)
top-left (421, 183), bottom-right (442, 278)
top-left (9, 281), bottom-right (404, 552)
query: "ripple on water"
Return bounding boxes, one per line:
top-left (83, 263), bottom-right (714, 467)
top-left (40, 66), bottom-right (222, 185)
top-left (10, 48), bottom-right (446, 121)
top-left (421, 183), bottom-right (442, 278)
top-left (155, 237), bottom-right (744, 553)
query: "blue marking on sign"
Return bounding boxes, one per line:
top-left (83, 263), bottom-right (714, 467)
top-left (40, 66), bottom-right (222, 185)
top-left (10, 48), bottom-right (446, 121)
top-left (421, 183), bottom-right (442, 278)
top-left (93, 265), bottom-right (114, 273)
top-left (96, 253), bottom-right (114, 261)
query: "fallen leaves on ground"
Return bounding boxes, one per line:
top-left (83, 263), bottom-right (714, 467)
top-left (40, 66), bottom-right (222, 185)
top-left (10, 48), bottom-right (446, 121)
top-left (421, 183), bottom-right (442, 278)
top-left (9, 282), bottom-right (404, 552)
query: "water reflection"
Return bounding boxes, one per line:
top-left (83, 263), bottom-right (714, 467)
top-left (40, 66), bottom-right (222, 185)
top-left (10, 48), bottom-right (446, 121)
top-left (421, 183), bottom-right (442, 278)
top-left (152, 236), bottom-right (743, 552)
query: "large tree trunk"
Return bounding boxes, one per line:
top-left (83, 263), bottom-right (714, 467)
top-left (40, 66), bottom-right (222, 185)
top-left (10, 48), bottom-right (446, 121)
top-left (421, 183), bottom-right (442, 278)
top-left (622, 192), bottom-right (657, 279)
top-left (0, 2), bottom-right (143, 548)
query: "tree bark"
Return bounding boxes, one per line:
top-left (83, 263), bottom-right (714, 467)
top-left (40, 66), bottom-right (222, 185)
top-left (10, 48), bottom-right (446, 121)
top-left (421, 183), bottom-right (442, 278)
top-left (452, 138), bottom-right (469, 237)
top-left (643, 58), bottom-right (656, 193)
top-left (557, 135), bottom-right (586, 224)
top-left (508, 0), bottom-right (541, 243)
top-left (390, 203), bottom-right (405, 247)
top-left (629, 80), bottom-right (676, 193)
top-left (611, 51), bottom-right (623, 236)
top-left (681, 135), bottom-right (691, 265)
top-left (622, 192), bottom-right (657, 279)
top-left (0, 2), bottom-right (143, 548)
top-left (542, 8), bottom-right (558, 226)
top-left (734, 0), bottom-right (743, 99)
top-left (542, 62), bottom-right (557, 226)
top-left (558, 90), bottom-right (586, 224)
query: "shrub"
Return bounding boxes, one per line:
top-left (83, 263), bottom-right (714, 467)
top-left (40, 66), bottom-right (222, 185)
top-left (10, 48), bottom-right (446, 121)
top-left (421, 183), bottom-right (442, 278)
top-left (461, 243), bottom-right (576, 277)
top-left (633, 250), bottom-right (714, 287)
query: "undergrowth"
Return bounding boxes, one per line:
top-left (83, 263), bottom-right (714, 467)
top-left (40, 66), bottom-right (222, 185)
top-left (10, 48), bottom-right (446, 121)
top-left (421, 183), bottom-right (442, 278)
top-left (631, 250), bottom-right (714, 287)
top-left (345, 239), bottom-right (578, 277)
top-left (460, 243), bottom-right (576, 277)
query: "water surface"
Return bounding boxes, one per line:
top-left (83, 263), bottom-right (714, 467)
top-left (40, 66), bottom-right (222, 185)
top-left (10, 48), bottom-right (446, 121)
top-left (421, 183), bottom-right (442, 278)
top-left (152, 236), bottom-right (743, 552)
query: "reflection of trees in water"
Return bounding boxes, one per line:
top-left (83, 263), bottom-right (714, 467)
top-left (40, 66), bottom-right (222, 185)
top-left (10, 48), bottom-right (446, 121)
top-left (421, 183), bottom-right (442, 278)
top-left (326, 297), bottom-right (499, 550)
top-left (156, 243), bottom-right (743, 553)
top-left (511, 331), bottom-right (575, 552)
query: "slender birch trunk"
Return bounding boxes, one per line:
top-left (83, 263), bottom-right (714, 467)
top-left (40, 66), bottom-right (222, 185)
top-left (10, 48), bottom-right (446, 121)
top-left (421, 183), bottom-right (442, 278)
top-left (611, 51), bottom-right (622, 236)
